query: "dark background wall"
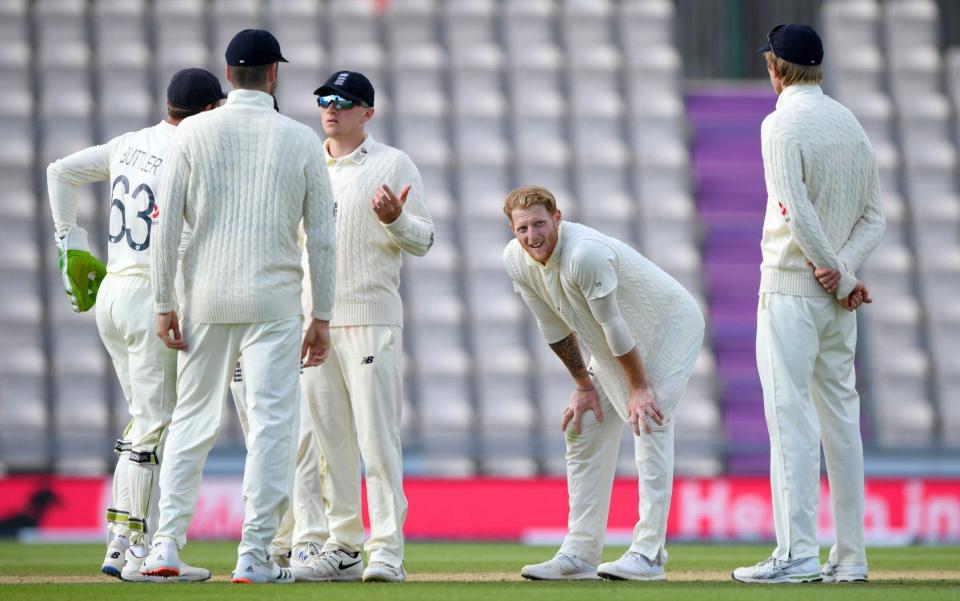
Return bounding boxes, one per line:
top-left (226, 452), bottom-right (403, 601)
top-left (675, 0), bottom-right (960, 80)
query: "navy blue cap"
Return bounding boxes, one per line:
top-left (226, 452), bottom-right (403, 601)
top-left (166, 68), bottom-right (226, 109)
top-left (758, 24), bottom-right (824, 66)
top-left (225, 29), bottom-right (288, 66)
top-left (314, 71), bottom-right (375, 107)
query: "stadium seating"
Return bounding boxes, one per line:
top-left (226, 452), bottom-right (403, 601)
top-left (5, 0), bottom-right (952, 477)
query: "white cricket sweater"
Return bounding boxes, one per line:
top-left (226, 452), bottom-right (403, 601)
top-left (152, 89), bottom-right (336, 324)
top-left (321, 134), bottom-right (434, 328)
top-left (47, 120), bottom-right (176, 277)
top-left (503, 222), bottom-right (705, 413)
top-left (760, 84), bottom-right (886, 299)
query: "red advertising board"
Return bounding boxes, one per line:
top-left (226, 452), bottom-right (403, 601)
top-left (1, 476), bottom-right (958, 544)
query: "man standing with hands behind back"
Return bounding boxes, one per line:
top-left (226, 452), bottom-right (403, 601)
top-left (732, 24), bottom-right (885, 584)
top-left (145, 29), bottom-right (336, 584)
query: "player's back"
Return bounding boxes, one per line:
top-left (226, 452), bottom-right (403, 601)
top-left (162, 89), bottom-right (328, 323)
top-left (760, 86), bottom-right (877, 252)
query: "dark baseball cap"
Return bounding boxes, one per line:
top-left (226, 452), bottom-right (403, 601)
top-left (758, 24), bottom-right (824, 66)
top-left (166, 68), bottom-right (227, 109)
top-left (225, 29), bottom-right (288, 66)
top-left (314, 71), bottom-right (375, 107)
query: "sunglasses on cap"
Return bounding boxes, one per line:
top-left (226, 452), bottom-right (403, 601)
top-left (317, 94), bottom-right (362, 110)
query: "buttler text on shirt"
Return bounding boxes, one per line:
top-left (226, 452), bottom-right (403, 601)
top-left (118, 146), bottom-right (163, 176)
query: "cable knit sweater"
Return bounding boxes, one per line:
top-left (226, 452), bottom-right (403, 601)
top-left (759, 84), bottom-right (886, 299)
top-left (152, 89), bottom-right (336, 324)
top-left (503, 222), bottom-right (705, 416)
top-left (322, 134), bottom-right (434, 328)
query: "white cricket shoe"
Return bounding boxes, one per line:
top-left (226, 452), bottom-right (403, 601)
top-left (520, 553), bottom-right (600, 581)
top-left (291, 548), bottom-right (363, 582)
top-left (290, 542), bottom-right (324, 569)
top-left (732, 556), bottom-right (822, 583)
top-left (821, 561), bottom-right (868, 583)
top-left (598, 551), bottom-right (666, 581)
top-left (121, 548), bottom-right (211, 582)
top-left (101, 536), bottom-right (129, 578)
top-left (363, 561), bottom-right (407, 582)
top-left (142, 540), bottom-right (181, 578)
top-left (271, 550), bottom-right (292, 568)
top-left (231, 555), bottom-right (294, 584)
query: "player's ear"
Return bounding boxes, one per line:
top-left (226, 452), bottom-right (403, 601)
top-left (362, 107), bottom-right (375, 123)
top-left (225, 65), bottom-right (233, 84)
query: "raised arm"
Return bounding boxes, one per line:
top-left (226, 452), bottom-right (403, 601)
top-left (375, 157), bottom-right (434, 256)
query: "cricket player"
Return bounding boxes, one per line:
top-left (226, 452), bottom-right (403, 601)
top-left (46, 68), bottom-right (225, 582)
top-left (732, 25), bottom-right (884, 584)
top-left (280, 70), bottom-right (433, 584)
top-left (144, 29), bottom-right (336, 584)
top-left (503, 186), bottom-right (704, 581)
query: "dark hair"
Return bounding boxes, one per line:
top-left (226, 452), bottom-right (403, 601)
top-left (228, 63), bottom-right (274, 89)
top-left (167, 103), bottom-right (205, 121)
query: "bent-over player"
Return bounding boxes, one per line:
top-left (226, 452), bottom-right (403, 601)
top-left (502, 186), bottom-right (704, 582)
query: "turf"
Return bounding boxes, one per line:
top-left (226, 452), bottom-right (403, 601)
top-left (0, 542), bottom-right (957, 600)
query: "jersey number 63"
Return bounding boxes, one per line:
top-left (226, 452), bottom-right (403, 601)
top-left (109, 175), bottom-right (155, 251)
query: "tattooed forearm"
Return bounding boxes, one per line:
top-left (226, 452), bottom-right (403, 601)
top-left (549, 333), bottom-right (589, 381)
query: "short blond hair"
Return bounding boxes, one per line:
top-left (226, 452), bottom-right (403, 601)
top-left (765, 50), bottom-right (824, 86)
top-left (503, 185), bottom-right (558, 222)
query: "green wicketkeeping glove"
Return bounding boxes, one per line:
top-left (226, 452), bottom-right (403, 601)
top-left (55, 226), bottom-right (106, 312)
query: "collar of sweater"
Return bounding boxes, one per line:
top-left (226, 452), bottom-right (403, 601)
top-left (776, 83), bottom-right (823, 110)
top-left (224, 89), bottom-right (276, 110)
top-left (325, 133), bottom-right (375, 166)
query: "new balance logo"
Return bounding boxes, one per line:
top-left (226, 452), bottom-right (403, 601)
top-left (361, 356), bottom-right (374, 365)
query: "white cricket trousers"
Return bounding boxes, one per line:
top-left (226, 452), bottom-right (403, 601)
top-left (559, 337), bottom-right (702, 566)
top-left (756, 293), bottom-right (866, 567)
top-left (96, 274), bottom-right (176, 544)
top-left (307, 325), bottom-right (406, 567)
top-left (153, 316), bottom-right (302, 563)
top-left (230, 361), bottom-right (330, 555)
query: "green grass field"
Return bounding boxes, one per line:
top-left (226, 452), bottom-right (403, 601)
top-left (0, 542), bottom-right (958, 600)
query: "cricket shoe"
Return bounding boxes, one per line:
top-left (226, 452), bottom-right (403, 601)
top-left (821, 561), bottom-right (868, 583)
top-left (732, 556), bottom-right (822, 583)
top-left (291, 548), bottom-right (363, 582)
top-left (290, 542), bottom-right (324, 568)
top-left (121, 548), bottom-right (211, 582)
top-left (598, 551), bottom-right (666, 581)
top-left (232, 556), bottom-right (294, 584)
top-left (101, 536), bottom-right (129, 578)
top-left (521, 553), bottom-right (600, 581)
top-left (271, 550), bottom-right (292, 568)
top-left (363, 561), bottom-right (406, 582)
top-left (142, 540), bottom-right (181, 577)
